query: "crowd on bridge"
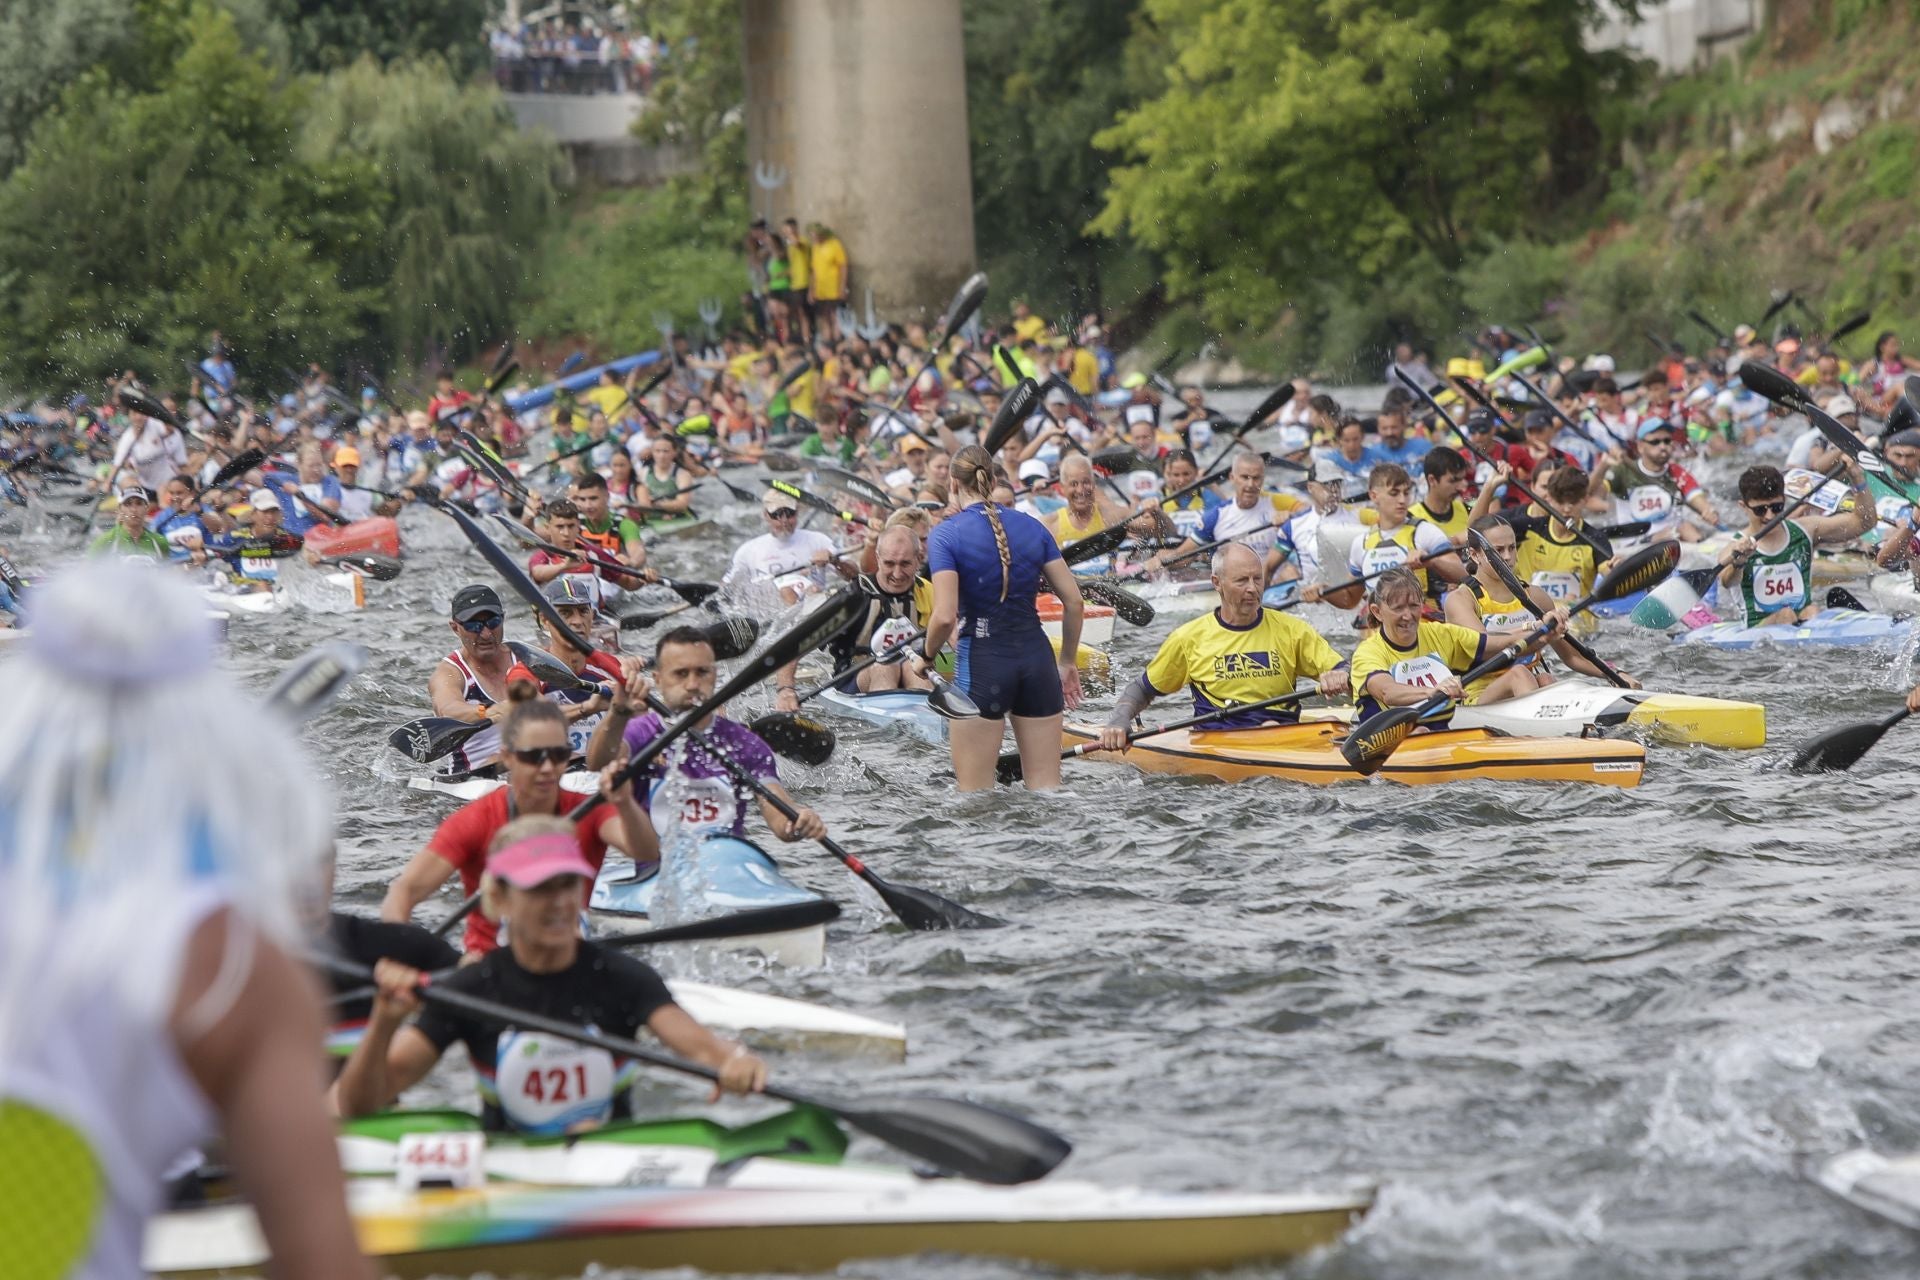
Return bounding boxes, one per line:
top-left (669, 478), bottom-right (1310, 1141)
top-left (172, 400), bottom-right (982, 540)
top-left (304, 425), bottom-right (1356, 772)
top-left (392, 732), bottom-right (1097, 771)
top-left (488, 16), bottom-right (665, 95)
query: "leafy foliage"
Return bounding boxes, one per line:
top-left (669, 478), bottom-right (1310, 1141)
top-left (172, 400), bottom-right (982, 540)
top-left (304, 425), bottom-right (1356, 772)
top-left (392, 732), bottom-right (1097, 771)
top-left (266, 0), bottom-right (491, 77)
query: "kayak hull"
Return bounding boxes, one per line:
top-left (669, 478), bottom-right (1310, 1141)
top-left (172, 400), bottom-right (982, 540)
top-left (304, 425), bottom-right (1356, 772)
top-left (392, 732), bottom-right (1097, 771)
top-left (589, 836), bottom-right (827, 968)
top-left (1806, 1147), bottom-right (1920, 1233)
top-left (305, 516), bottom-right (401, 559)
top-left (202, 571), bottom-right (365, 617)
top-left (1674, 608), bottom-right (1913, 649)
top-left (1063, 721), bottom-right (1645, 787)
top-left (817, 686), bottom-right (948, 743)
top-left (1037, 595), bottom-right (1116, 645)
top-left (1304, 680), bottom-right (1764, 749)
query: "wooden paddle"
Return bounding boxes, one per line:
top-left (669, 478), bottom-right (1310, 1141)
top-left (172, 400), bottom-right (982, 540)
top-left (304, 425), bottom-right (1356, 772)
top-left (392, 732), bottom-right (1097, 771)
top-left (1467, 528), bottom-right (1634, 690)
top-left (315, 951), bottom-right (1063, 1182)
top-left (568, 587), bottom-right (868, 820)
top-left (646, 694), bottom-right (1001, 931)
top-left (995, 682), bottom-right (1332, 785)
top-left (1341, 541), bottom-right (1681, 774)
top-left (1791, 706), bottom-right (1912, 773)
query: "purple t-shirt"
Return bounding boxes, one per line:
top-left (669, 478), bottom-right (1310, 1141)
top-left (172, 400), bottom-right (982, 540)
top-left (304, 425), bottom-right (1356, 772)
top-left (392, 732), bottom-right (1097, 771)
top-left (620, 713), bottom-right (777, 838)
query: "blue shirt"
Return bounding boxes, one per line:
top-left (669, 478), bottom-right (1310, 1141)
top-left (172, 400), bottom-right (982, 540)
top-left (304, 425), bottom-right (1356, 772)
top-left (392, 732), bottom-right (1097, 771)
top-left (150, 508), bottom-right (208, 562)
top-left (264, 474), bottom-right (344, 536)
top-left (927, 502), bottom-right (1061, 640)
top-left (1365, 437), bottom-right (1431, 469)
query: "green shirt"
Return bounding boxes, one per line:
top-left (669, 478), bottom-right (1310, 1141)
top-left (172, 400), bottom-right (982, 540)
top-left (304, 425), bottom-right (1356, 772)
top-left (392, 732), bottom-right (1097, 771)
top-left (89, 526), bottom-right (172, 561)
top-left (799, 433), bottom-right (859, 466)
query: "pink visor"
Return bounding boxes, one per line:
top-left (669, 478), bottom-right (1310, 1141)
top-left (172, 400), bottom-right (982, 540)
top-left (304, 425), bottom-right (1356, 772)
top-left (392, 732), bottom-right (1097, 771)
top-left (488, 832), bottom-right (594, 887)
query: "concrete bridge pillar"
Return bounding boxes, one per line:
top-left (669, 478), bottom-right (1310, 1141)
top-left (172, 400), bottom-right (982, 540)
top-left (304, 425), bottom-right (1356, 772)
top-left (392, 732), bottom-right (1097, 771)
top-left (740, 0), bottom-right (977, 324)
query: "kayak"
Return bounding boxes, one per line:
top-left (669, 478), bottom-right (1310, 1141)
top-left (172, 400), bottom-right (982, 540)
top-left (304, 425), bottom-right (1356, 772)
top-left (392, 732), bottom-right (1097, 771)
top-left (1673, 608), bottom-right (1914, 649)
top-left (407, 770), bottom-right (600, 802)
top-left (1038, 595), bottom-right (1116, 645)
top-left (589, 836), bottom-right (828, 968)
top-left (305, 515), bottom-right (401, 559)
top-left (1062, 721), bottom-right (1645, 787)
top-left (1135, 578), bottom-right (1221, 617)
top-left (1306, 678), bottom-right (1765, 749)
top-left (1806, 1147), bottom-right (1920, 1233)
top-left (147, 1108), bottom-right (1373, 1278)
top-left (504, 350), bottom-right (661, 414)
top-left (632, 510), bottom-right (715, 539)
top-left (203, 571), bottom-right (367, 617)
top-left (817, 686), bottom-right (948, 743)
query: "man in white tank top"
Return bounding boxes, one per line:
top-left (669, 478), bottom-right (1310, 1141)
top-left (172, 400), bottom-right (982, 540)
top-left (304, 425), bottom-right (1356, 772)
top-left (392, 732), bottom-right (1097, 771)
top-left (429, 584), bottom-right (516, 772)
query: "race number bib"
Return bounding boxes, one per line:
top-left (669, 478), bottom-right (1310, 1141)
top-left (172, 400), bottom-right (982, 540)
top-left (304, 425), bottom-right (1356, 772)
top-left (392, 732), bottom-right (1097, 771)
top-left (1752, 561), bottom-right (1806, 612)
top-left (1390, 654), bottom-right (1454, 690)
top-left (1169, 508), bottom-right (1204, 538)
top-left (871, 616), bottom-right (919, 660)
top-left (774, 569), bottom-right (820, 597)
top-left (1785, 469), bottom-right (1844, 514)
top-left (1360, 541), bottom-right (1410, 576)
top-left (1125, 470), bottom-right (1162, 503)
top-left (656, 775), bottom-right (737, 839)
top-left (496, 1031), bottom-right (617, 1134)
top-left (1876, 495), bottom-right (1914, 526)
top-left (1628, 484), bottom-right (1676, 520)
top-left (1530, 570), bottom-right (1581, 602)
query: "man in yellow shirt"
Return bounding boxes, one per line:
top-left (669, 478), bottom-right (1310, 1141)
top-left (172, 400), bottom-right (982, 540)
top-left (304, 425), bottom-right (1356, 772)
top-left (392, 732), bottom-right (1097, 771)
top-left (1099, 543), bottom-right (1349, 748)
top-left (808, 224), bottom-right (848, 341)
top-left (782, 218), bottom-right (813, 345)
top-left (1010, 301), bottom-right (1049, 346)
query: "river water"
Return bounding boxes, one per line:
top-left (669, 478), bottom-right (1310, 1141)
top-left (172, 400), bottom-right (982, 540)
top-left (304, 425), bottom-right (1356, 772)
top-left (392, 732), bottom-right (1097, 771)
top-left (19, 385), bottom-right (1920, 1278)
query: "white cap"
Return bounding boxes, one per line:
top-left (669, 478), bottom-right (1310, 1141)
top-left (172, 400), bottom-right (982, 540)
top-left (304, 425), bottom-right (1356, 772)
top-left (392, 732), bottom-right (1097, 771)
top-left (1123, 403), bottom-right (1155, 426)
top-left (248, 488), bottom-right (281, 511)
top-left (1825, 393), bottom-right (1859, 417)
top-left (1583, 354), bottom-right (1616, 374)
top-left (1018, 459), bottom-right (1050, 482)
top-left (1310, 457), bottom-right (1346, 485)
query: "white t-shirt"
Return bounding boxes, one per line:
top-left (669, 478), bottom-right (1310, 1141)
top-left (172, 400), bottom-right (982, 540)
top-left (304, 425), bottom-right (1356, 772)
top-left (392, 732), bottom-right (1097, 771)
top-left (723, 529), bottom-right (838, 591)
top-left (1347, 519), bottom-right (1453, 578)
top-left (113, 419), bottom-right (188, 492)
top-left (1288, 505), bottom-right (1363, 581)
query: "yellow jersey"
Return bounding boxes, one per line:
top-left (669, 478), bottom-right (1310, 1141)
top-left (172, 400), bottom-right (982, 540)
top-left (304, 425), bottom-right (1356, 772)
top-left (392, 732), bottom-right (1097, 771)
top-left (1411, 496), bottom-right (1470, 543)
top-left (1453, 577), bottom-right (1535, 632)
top-left (1012, 315), bottom-right (1049, 345)
top-left (787, 239), bottom-right (811, 291)
top-left (1511, 513), bottom-right (1609, 605)
top-left (1350, 620), bottom-right (1488, 724)
top-left (811, 237), bottom-right (848, 300)
top-left (1070, 347), bottom-right (1100, 397)
top-left (1144, 608), bottom-right (1344, 727)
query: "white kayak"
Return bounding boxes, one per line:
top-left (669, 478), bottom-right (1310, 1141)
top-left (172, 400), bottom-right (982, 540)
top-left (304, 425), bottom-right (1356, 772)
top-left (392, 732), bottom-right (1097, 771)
top-left (1308, 677), bottom-right (1765, 750)
top-left (203, 570), bottom-right (366, 616)
top-left (817, 685), bottom-right (948, 743)
top-left (1807, 1147), bottom-right (1920, 1232)
top-left (406, 770), bottom-right (600, 802)
top-left (669, 979), bottom-right (905, 1059)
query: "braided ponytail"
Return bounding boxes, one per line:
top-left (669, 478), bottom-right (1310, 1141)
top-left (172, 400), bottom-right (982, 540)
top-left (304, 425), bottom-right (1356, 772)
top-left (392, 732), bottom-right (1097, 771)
top-left (952, 444), bottom-right (1011, 602)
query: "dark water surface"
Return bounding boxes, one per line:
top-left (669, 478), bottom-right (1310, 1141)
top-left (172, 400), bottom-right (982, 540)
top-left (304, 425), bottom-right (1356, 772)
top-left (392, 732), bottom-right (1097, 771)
top-left (16, 387), bottom-right (1920, 1279)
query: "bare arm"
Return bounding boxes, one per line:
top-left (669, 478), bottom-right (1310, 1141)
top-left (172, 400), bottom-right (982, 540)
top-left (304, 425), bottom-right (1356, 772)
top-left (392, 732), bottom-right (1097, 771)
top-left (1039, 557), bottom-right (1083, 665)
top-left (922, 568), bottom-right (959, 662)
top-left (430, 660), bottom-right (499, 723)
top-left (380, 847), bottom-right (458, 924)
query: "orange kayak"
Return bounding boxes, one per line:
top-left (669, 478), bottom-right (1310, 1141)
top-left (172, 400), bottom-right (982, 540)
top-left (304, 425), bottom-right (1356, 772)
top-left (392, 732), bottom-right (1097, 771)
top-left (1061, 721), bottom-right (1644, 787)
top-left (1037, 596), bottom-right (1115, 645)
top-left (305, 517), bottom-right (401, 559)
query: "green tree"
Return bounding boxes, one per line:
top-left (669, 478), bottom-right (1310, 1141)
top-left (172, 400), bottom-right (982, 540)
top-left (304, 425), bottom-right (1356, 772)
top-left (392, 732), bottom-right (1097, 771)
top-left (0, 0), bottom-right (139, 178)
top-left (965, 0), bottom-right (1144, 325)
top-left (267, 0), bottom-right (491, 78)
top-left (300, 56), bottom-right (570, 366)
top-left (1092, 0), bottom-right (1642, 352)
top-left (0, 5), bottom-right (385, 390)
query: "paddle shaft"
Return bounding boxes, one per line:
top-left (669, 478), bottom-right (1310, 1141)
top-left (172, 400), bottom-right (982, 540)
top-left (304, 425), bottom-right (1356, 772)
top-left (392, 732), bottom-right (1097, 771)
top-left (795, 626), bottom-right (927, 704)
top-left (1073, 686), bottom-right (1321, 759)
top-left (1467, 529), bottom-right (1632, 690)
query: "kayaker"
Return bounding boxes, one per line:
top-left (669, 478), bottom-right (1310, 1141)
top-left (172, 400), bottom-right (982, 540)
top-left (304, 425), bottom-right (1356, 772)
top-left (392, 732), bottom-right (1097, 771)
top-left (1159, 447), bottom-right (1224, 539)
top-left (1283, 457), bottom-right (1364, 586)
top-left (584, 626), bottom-right (827, 845)
top-left (0, 560), bottom-right (370, 1277)
top-left (633, 434), bottom-right (696, 517)
top-left (526, 497), bottom-right (615, 602)
top-left (428, 583), bottom-right (516, 773)
top-left (1145, 452), bottom-right (1302, 583)
top-left (153, 472), bottom-right (215, 562)
top-left (503, 575), bottom-right (630, 759)
top-left (1098, 543), bottom-right (1348, 750)
top-left (1596, 418), bottom-right (1720, 542)
top-left (383, 685), bottom-right (658, 956)
top-left (88, 484), bottom-right (172, 561)
top-left (723, 487), bottom-right (858, 602)
top-left (915, 444), bottom-right (1084, 790)
top-left (339, 816), bottom-right (767, 1133)
top-left (829, 525), bottom-right (934, 695)
top-left (1410, 447), bottom-right (1478, 543)
top-left (1510, 465), bottom-right (1610, 606)
top-left (1444, 515), bottom-right (1639, 688)
top-left (1042, 453), bottom-right (1163, 568)
top-left (206, 489), bottom-right (304, 592)
top-left (1309, 463), bottom-right (1462, 610)
top-left (1350, 567), bottom-right (1569, 727)
top-left (1716, 463), bottom-right (1873, 628)
top-left (572, 471), bottom-right (650, 574)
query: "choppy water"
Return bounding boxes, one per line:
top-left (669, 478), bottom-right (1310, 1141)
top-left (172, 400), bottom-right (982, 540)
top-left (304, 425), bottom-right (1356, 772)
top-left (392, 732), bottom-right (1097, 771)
top-left (13, 386), bottom-right (1920, 1279)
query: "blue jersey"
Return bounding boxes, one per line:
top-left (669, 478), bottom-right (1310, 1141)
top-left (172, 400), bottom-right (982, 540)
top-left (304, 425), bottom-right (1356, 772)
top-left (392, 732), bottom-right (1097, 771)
top-left (150, 507), bottom-right (208, 562)
top-left (265, 474), bottom-right (344, 535)
top-left (927, 502), bottom-right (1061, 640)
top-left (1365, 437), bottom-right (1431, 469)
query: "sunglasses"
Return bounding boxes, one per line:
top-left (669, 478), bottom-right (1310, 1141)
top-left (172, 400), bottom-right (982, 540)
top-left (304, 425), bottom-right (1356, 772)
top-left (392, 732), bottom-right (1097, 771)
top-left (509, 745), bottom-right (571, 767)
top-left (1745, 500), bottom-right (1786, 516)
top-left (766, 506), bottom-right (799, 517)
top-left (1641, 436), bottom-right (1675, 447)
top-left (456, 614), bottom-right (503, 633)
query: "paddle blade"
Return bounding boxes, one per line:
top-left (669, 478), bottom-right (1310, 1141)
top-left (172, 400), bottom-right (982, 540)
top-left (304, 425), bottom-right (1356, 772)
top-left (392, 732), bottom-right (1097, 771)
top-left (320, 551), bottom-right (402, 581)
top-left (816, 465), bottom-right (898, 510)
top-left (776, 361), bottom-right (814, 393)
top-left (704, 614), bottom-right (761, 660)
top-left (1790, 709), bottom-right (1909, 773)
top-left (206, 447), bottom-right (267, 492)
top-left (506, 640), bottom-right (588, 690)
top-left (598, 899), bottom-right (841, 948)
top-left (749, 711), bottom-right (837, 766)
top-left (1829, 310), bottom-right (1872, 346)
top-left (117, 386), bottom-right (179, 428)
top-left (993, 750), bottom-right (1025, 786)
top-left (1060, 522), bottom-right (1133, 567)
top-left (927, 676), bottom-right (980, 720)
top-left (619, 603), bottom-right (691, 631)
top-left (834, 1094), bottom-right (1069, 1185)
top-left (983, 378), bottom-right (1040, 456)
top-left (664, 578), bottom-right (721, 605)
top-left (1340, 704), bottom-right (1424, 774)
top-left (761, 450), bottom-right (805, 473)
top-left (484, 360), bottom-right (520, 397)
top-left (1629, 571), bottom-right (1712, 630)
top-left (937, 272), bottom-right (989, 343)
top-left (262, 642), bottom-right (366, 723)
top-left (1091, 445), bottom-right (1139, 475)
top-left (1080, 578), bottom-right (1156, 627)
top-left (1242, 381), bottom-right (1295, 432)
top-left (387, 716), bottom-right (487, 763)
top-left (1737, 361), bottom-right (1807, 406)
top-left (1591, 540), bottom-right (1682, 603)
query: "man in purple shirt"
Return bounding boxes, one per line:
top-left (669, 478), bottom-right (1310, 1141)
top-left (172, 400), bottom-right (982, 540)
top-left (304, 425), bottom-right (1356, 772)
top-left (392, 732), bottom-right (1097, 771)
top-left (584, 625), bottom-right (826, 844)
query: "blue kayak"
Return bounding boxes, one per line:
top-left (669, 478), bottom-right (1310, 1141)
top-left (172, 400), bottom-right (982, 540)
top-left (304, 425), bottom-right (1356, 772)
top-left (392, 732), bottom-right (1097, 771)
top-left (1673, 608), bottom-right (1914, 650)
top-left (590, 836), bottom-right (827, 966)
top-left (1262, 581), bottom-right (1300, 609)
top-left (817, 686), bottom-right (948, 743)
top-left (504, 351), bottom-right (662, 414)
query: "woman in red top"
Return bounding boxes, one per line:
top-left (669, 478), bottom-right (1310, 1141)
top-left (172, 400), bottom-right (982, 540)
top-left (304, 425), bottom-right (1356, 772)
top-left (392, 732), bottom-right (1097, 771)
top-left (379, 686), bottom-right (656, 956)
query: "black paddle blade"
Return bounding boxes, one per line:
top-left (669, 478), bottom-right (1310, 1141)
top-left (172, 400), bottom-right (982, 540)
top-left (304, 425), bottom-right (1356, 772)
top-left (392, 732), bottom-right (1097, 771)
top-left (868, 870), bottom-right (1005, 931)
top-left (816, 465), bottom-right (899, 511)
top-left (387, 716), bottom-right (487, 763)
top-left (994, 345), bottom-right (1022, 381)
top-left (262, 642), bottom-right (367, 723)
top-left (506, 640), bottom-right (589, 690)
top-left (1060, 522), bottom-right (1133, 567)
top-left (1737, 360), bottom-right (1807, 406)
top-left (938, 272), bottom-right (989, 342)
top-left (993, 749), bottom-right (1025, 786)
top-left (597, 899), bottom-right (841, 948)
top-left (1340, 704), bottom-right (1423, 774)
top-left (1826, 586), bottom-right (1869, 612)
top-left (983, 378), bottom-right (1040, 456)
top-left (207, 447), bottom-right (268, 491)
top-left (761, 450), bottom-right (806, 473)
top-left (704, 614), bottom-right (761, 660)
top-left (117, 385), bottom-right (179, 428)
top-left (438, 501), bottom-right (595, 657)
top-left (1790, 710), bottom-right (1909, 773)
top-left (1091, 445), bottom-right (1140, 475)
top-left (1080, 578), bottom-right (1156, 627)
top-left (776, 360), bottom-right (815, 393)
top-left (484, 360), bottom-right (520, 397)
top-left (749, 711), bottom-right (837, 766)
top-left (620, 604), bottom-right (689, 631)
top-left (663, 578), bottom-right (721, 605)
top-left (715, 475), bottom-right (762, 503)
top-left (1593, 540), bottom-right (1682, 602)
top-left (1242, 381), bottom-right (1295, 432)
top-left (321, 551), bottom-right (403, 581)
top-left (928, 677), bottom-right (981, 720)
top-left (832, 1094), bottom-right (1069, 1185)
top-left (1829, 310), bottom-right (1872, 346)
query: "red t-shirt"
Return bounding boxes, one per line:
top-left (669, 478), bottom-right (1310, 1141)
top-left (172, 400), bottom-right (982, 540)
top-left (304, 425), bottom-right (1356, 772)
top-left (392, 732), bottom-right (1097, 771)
top-left (426, 786), bottom-right (616, 955)
top-left (504, 650), bottom-right (622, 690)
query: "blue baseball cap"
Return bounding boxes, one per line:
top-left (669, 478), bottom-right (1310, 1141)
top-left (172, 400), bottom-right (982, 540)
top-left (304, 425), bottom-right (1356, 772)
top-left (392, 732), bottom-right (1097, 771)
top-left (1636, 417), bottom-right (1674, 440)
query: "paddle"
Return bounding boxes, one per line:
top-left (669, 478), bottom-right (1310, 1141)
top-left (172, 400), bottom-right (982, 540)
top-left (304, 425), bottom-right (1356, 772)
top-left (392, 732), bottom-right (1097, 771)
top-left (318, 551), bottom-right (403, 581)
top-left (1104, 521), bottom-right (1277, 582)
top-left (1791, 706), bottom-right (1912, 773)
top-left (1829, 309), bottom-right (1873, 350)
top-left (591, 899), bottom-right (842, 949)
top-left (1739, 361), bottom-right (1916, 499)
top-left (1340, 542), bottom-right (1680, 774)
top-left (1468, 528), bottom-right (1633, 689)
top-left (568, 587), bottom-right (868, 820)
top-left (996, 682), bottom-right (1328, 785)
top-left (429, 498), bottom-right (596, 658)
top-left (646, 694), bottom-right (1002, 932)
top-left (1758, 289), bottom-right (1796, 331)
top-left (1078, 577), bottom-right (1155, 627)
top-left (275, 483), bottom-right (349, 528)
top-left (772, 480), bottom-right (871, 527)
top-left (1687, 309), bottom-right (1730, 346)
top-left (883, 271), bottom-right (988, 419)
top-left (747, 623), bottom-right (978, 753)
top-left (387, 716), bottom-right (490, 764)
top-left (813, 464), bottom-right (899, 511)
top-left (981, 378), bottom-right (1042, 456)
top-left (1468, 372), bottom-right (1608, 458)
top-left (262, 641), bottom-right (367, 724)
top-left (316, 951), bottom-right (1061, 1181)
top-left (1201, 382), bottom-right (1298, 472)
top-left (492, 512), bottom-right (721, 606)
